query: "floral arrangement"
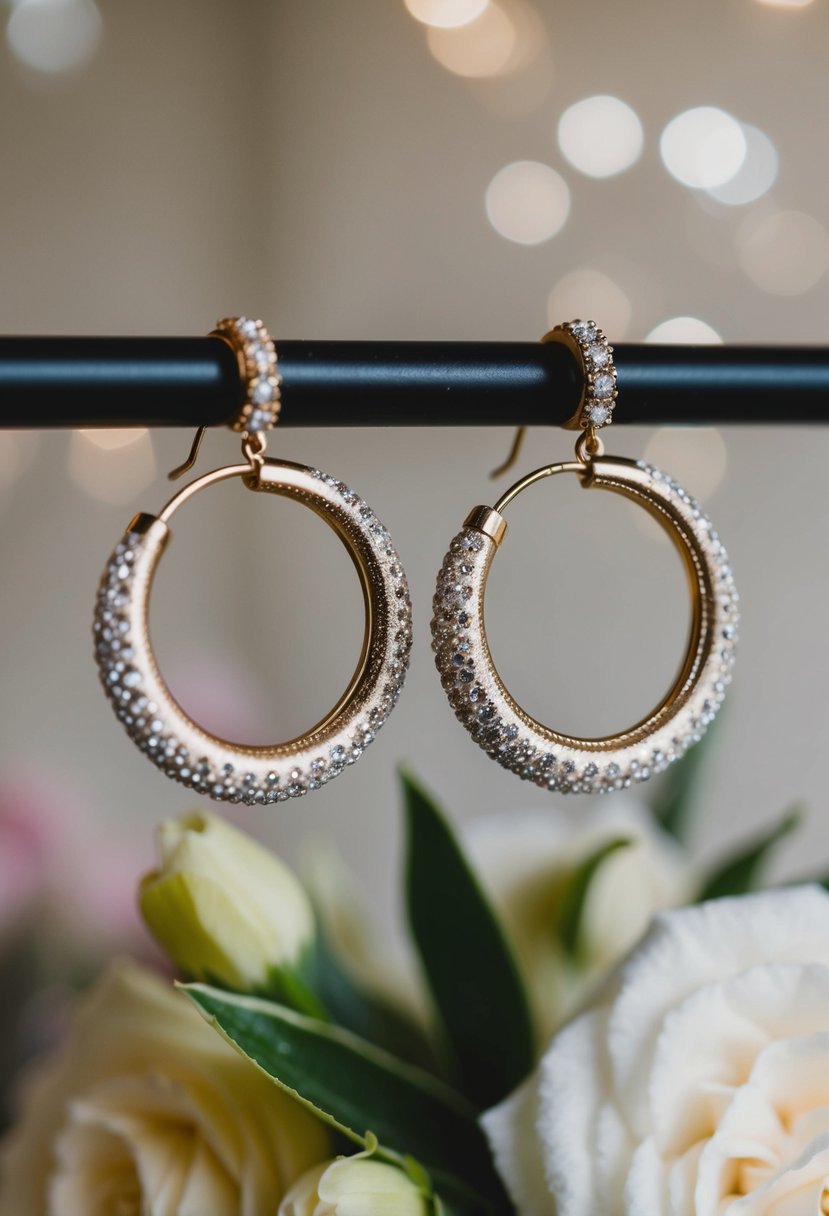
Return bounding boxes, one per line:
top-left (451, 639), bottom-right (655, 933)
top-left (0, 746), bottom-right (825, 1216)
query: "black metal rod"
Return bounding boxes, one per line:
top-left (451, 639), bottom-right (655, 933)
top-left (1, 336), bottom-right (828, 428)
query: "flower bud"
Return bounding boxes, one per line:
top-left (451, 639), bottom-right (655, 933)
top-left (279, 1157), bottom-right (431, 1216)
top-left (139, 811), bottom-right (315, 991)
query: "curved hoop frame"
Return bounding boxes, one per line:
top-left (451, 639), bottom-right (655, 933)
top-left (94, 460), bottom-right (412, 804)
top-left (432, 455), bottom-right (738, 795)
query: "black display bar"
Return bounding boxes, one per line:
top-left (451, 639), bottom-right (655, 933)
top-left (0, 336), bottom-right (827, 428)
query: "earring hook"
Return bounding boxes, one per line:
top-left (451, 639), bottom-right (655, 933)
top-left (491, 320), bottom-right (617, 479)
top-left (168, 426), bottom-right (207, 481)
top-left (490, 426), bottom-right (527, 479)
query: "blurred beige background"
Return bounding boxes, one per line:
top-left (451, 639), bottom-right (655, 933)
top-left (1, 0), bottom-right (828, 927)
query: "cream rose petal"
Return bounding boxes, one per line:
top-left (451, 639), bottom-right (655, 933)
top-left (722, 1133), bottom-right (829, 1215)
top-left (606, 889), bottom-right (829, 1135)
top-left (650, 966), bottom-right (829, 1159)
top-left (0, 961), bottom-right (330, 1216)
top-left (536, 1008), bottom-right (635, 1216)
top-left (624, 1136), bottom-right (670, 1215)
top-left (61, 1077), bottom-right (238, 1216)
top-left (481, 1073), bottom-right (555, 1216)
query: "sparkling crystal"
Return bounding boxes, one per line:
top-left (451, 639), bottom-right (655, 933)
top-left (586, 402), bottom-right (611, 426)
top-left (251, 379), bottom-right (274, 404)
top-left (249, 343), bottom-right (271, 370)
top-left (247, 407), bottom-right (272, 432)
top-left (593, 373), bottom-right (614, 398)
top-left (588, 343), bottom-right (609, 368)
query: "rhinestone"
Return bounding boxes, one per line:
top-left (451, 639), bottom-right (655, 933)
top-left (251, 379), bottom-right (275, 404)
top-left (593, 373), bottom-right (614, 398)
top-left (249, 343), bottom-right (272, 370)
top-left (247, 407), bottom-right (273, 432)
top-left (586, 402), bottom-right (611, 426)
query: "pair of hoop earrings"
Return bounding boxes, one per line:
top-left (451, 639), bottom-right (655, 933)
top-left (93, 318), bottom-right (738, 805)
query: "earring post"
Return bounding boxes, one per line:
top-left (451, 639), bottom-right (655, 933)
top-left (2, 336), bottom-right (829, 428)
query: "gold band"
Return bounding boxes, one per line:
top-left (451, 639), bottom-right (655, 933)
top-left (211, 316), bottom-right (282, 435)
top-left (543, 319), bottom-right (618, 432)
top-left (432, 455), bottom-right (737, 795)
top-left (94, 461), bottom-right (412, 804)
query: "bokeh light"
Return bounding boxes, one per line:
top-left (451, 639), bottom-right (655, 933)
top-left (706, 124), bottom-right (778, 206)
top-left (404, 0), bottom-right (488, 27)
top-left (646, 317), bottom-right (723, 344)
top-left (643, 428), bottom-right (729, 504)
top-left (547, 269), bottom-right (632, 337)
top-left (68, 429), bottom-right (156, 504)
top-left (485, 161), bottom-right (570, 244)
top-left (6, 0), bottom-right (103, 75)
top-left (426, 1), bottom-right (515, 77)
top-left (660, 106), bottom-right (746, 189)
top-left (737, 208), bottom-right (829, 295)
top-left (754, 0), bottom-right (815, 7)
top-left (557, 95), bottom-right (644, 179)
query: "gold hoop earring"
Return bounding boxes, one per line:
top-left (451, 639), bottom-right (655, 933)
top-left (93, 317), bottom-right (412, 805)
top-left (431, 320), bottom-right (737, 795)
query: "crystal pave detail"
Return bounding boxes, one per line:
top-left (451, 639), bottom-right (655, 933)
top-left (431, 459), bottom-right (738, 795)
top-left (554, 319), bottom-right (618, 432)
top-left (93, 464), bottom-right (413, 806)
top-left (213, 316), bottom-right (281, 435)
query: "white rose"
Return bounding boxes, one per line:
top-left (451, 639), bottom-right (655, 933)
top-left (465, 798), bottom-right (692, 1040)
top-left (0, 959), bottom-right (330, 1216)
top-left (279, 1156), bottom-right (431, 1216)
top-left (483, 885), bottom-right (829, 1216)
top-left (140, 811), bottom-right (315, 991)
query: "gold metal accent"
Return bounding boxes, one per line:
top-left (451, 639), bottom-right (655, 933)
top-left (491, 319), bottom-right (617, 479)
top-left (490, 427), bottom-right (527, 480)
top-left (432, 453), bottom-right (737, 793)
top-left (94, 456), bottom-right (412, 804)
top-left (464, 505), bottom-right (508, 547)
top-left (433, 318), bottom-right (736, 796)
top-left (492, 455), bottom-right (708, 747)
top-left (211, 316), bottom-right (282, 435)
top-left (168, 425), bottom-right (207, 481)
top-left (154, 460), bottom-right (373, 742)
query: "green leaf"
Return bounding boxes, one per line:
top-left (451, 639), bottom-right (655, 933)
top-left (557, 837), bottom-right (633, 958)
top-left (697, 806), bottom-right (802, 902)
top-left (650, 715), bottom-right (722, 842)
top-left (401, 769), bottom-right (534, 1111)
top-left (264, 954), bottom-right (330, 1022)
top-left (311, 924), bottom-right (438, 1072)
top-left (182, 983), bottom-right (508, 1210)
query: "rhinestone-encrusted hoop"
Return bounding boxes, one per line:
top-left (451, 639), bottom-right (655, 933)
top-left (431, 458), bottom-right (738, 795)
top-left (93, 463), bottom-right (412, 805)
top-left (212, 316), bottom-right (281, 435)
top-left (544, 319), bottom-right (618, 431)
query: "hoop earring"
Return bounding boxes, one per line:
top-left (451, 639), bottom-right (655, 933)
top-left (431, 320), bottom-right (737, 795)
top-left (93, 317), bottom-right (412, 805)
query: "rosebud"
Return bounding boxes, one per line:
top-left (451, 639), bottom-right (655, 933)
top-left (279, 1156), bottom-right (431, 1216)
top-left (139, 811), bottom-right (315, 991)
